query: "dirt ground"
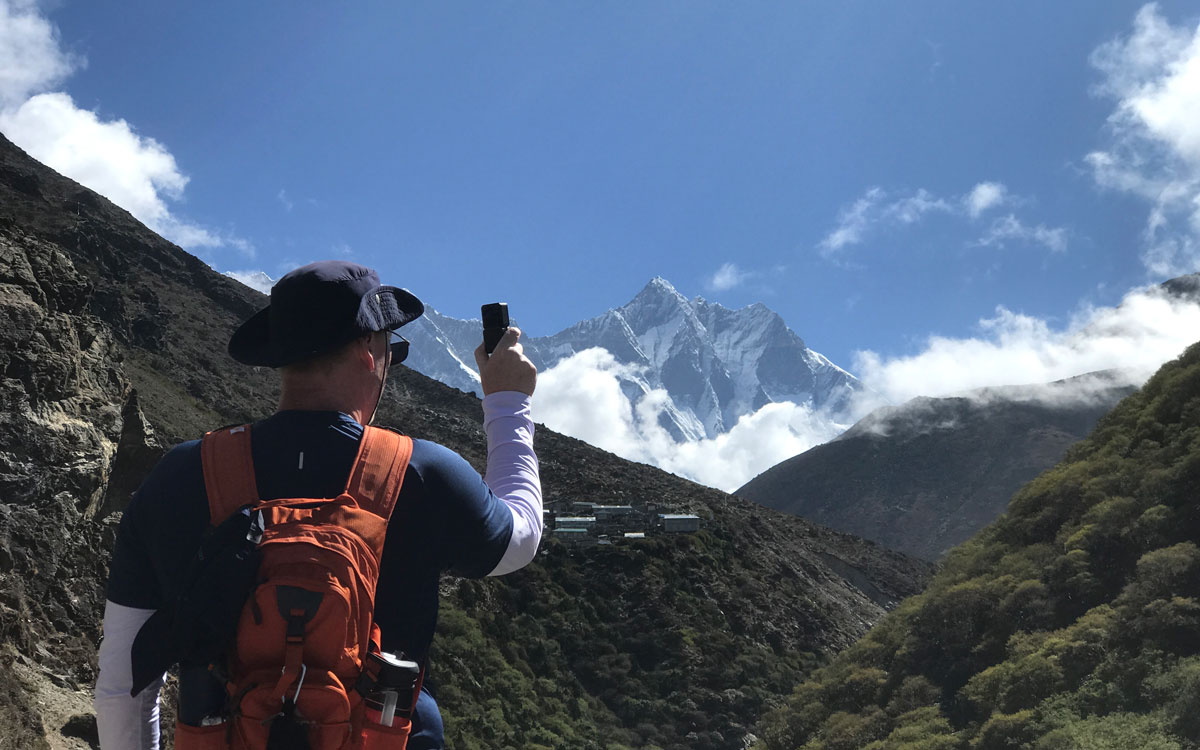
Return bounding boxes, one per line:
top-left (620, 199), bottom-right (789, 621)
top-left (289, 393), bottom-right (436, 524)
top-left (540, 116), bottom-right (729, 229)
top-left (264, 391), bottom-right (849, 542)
top-left (10, 657), bottom-right (97, 749)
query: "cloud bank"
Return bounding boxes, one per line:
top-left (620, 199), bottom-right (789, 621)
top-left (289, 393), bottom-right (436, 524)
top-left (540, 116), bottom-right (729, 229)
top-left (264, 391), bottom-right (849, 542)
top-left (532, 348), bottom-right (845, 491)
top-left (0, 0), bottom-right (245, 254)
top-left (1088, 4), bottom-right (1200, 277)
top-left (851, 284), bottom-right (1200, 411)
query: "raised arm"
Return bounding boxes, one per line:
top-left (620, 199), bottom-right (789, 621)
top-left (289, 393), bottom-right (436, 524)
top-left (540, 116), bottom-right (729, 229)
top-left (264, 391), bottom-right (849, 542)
top-left (474, 326), bottom-right (541, 575)
top-left (482, 391), bottom-right (541, 575)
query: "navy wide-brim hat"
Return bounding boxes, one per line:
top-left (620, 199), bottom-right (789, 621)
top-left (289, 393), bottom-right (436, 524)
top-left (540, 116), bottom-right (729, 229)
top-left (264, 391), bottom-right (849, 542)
top-left (229, 260), bottom-right (424, 368)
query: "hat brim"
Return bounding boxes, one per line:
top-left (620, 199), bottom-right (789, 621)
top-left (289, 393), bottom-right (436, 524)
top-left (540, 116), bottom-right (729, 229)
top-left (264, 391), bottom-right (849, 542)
top-left (368, 285), bottom-right (424, 331)
top-left (228, 306), bottom-right (277, 366)
top-left (228, 286), bottom-right (424, 368)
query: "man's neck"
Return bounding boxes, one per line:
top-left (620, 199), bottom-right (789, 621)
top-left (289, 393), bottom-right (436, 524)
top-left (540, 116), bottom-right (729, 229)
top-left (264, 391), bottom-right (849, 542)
top-left (277, 390), bottom-right (369, 425)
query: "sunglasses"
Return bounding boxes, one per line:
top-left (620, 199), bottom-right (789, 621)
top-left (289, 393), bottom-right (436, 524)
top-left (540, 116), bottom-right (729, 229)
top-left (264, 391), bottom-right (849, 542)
top-left (388, 331), bottom-right (410, 366)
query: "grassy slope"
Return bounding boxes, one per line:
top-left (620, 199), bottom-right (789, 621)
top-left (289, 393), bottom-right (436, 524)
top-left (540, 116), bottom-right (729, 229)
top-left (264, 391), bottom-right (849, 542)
top-left (756, 342), bottom-right (1200, 750)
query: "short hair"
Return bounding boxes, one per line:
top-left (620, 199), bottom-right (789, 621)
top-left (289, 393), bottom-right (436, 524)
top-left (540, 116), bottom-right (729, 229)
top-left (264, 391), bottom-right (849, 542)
top-left (279, 335), bottom-right (365, 377)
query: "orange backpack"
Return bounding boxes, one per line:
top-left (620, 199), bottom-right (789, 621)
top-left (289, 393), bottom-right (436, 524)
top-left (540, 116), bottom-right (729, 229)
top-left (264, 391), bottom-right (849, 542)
top-left (174, 423), bottom-right (419, 750)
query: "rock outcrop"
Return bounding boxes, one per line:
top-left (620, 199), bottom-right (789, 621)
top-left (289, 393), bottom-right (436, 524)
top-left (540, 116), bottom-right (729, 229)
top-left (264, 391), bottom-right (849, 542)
top-left (0, 232), bottom-right (129, 750)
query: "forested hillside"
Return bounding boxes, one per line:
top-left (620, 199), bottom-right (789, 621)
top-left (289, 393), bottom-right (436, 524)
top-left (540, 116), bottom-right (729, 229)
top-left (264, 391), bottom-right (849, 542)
top-left (755, 342), bottom-right (1200, 749)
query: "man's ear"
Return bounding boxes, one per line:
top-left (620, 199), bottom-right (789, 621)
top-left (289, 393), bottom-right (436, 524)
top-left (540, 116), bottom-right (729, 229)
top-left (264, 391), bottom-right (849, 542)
top-left (360, 331), bottom-right (388, 372)
top-left (354, 333), bottom-right (378, 371)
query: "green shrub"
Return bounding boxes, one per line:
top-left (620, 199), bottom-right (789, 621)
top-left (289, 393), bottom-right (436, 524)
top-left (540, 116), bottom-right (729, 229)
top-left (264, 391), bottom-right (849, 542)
top-left (1129, 543), bottom-right (1200, 603)
top-left (874, 706), bottom-right (961, 749)
top-left (1034, 712), bottom-right (1182, 750)
top-left (886, 677), bottom-right (942, 716)
top-left (825, 667), bottom-right (888, 713)
top-left (819, 708), bottom-right (889, 750)
top-left (970, 710), bottom-right (1036, 750)
top-left (1146, 656), bottom-right (1200, 740)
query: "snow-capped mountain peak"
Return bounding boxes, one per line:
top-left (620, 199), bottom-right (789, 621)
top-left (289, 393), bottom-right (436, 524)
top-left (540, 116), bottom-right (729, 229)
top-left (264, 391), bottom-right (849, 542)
top-left (402, 278), bottom-right (862, 442)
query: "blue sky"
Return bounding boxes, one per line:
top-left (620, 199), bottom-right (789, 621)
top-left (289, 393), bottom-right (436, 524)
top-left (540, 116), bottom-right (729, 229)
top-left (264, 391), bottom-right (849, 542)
top-left (3, 0), bottom-right (1200, 390)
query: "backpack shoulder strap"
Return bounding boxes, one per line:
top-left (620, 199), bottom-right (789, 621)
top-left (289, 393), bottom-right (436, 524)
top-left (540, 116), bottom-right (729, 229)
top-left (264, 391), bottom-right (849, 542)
top-left (345, 426), bottom-right (412, 521)
top-left (200, 424), bottom-right (258, 524)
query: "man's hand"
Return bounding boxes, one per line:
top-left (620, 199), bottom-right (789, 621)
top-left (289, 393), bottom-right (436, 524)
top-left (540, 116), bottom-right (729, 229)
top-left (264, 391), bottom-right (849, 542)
top-left (475, 327), bottom-right (537, 396)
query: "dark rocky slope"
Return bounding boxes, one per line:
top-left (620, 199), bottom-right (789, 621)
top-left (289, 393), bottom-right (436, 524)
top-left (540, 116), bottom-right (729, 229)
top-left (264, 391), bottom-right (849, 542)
top-left (0, 133), bottom-right (929, 750)
top-left (737, 374), bottom-right (1133, 561)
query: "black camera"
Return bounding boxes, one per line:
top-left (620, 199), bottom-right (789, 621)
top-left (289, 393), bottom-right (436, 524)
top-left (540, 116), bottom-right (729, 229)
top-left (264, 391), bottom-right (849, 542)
top-left (482, 302), bottom-right (509, 355)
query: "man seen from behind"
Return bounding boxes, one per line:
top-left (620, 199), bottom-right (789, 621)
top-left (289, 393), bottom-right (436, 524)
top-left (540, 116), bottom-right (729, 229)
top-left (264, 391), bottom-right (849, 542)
top-left (93, 261), bottom-right (542, 749)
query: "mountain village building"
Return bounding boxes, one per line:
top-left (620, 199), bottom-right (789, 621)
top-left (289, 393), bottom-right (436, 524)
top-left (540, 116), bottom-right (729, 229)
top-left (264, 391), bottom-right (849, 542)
top-left (555, 516), bottom-right (597, 532)
top-left (657, 514), bottom-right (701, 533)
top-left (543, 499), bottom-right (701, 544)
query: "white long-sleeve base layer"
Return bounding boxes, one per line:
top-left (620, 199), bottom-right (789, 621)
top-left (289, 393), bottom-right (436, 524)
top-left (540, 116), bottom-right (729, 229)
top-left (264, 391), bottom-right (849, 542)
top-left (95, 600), bottom-right (163, 750)
top-left (482, 391), bottom-right (542, 575)
top-left (95, 391), bottom-right (543, 749)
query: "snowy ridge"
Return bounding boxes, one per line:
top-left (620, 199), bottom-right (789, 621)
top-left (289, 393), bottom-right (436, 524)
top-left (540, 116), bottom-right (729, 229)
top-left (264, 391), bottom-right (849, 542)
top-left (405, 309), bottom-right (482, 388)
top-left (403, 278), bottom-right (862, 442)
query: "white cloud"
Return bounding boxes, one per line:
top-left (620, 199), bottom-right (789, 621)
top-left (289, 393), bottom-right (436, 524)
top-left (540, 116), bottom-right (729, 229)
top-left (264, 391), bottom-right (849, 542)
top-left (647, 401), bottom-right (847, 491)
top-left (531, 348), bottom-right (647, 458)
top-left (0, 0), bottom-right (78, 107)
top-left (851, 284), bottom-right (1200, 412)
top-left (883, 188), bottom-right (952, 224)
top-left (819, 186), bottom-right (885, 255)
top-left (1141, 232), bottom-right (1200, 277)
top-left (708, 262), bottom-right (751, 291)
top-left (0, 0), bottom-right (247, 253)
top-left (976, 214), bottom-right (1068, 253)
top-left (1092, 5), bottom-right (1200, 163)
top-left (277, 188), bottom-right (293, 212)
top-left (156, 215), bottom-right (222, 249)
top-left (1087, 5), bottom-right (1200, 276)
top-left (532, 348), bottom-right (845, 491)
top-left (818, 181), bottom-right (1059, 259)
top-left (227, 236), bottom-right (256, 257)
top-left (965, 182), bottom-right (1009, 218)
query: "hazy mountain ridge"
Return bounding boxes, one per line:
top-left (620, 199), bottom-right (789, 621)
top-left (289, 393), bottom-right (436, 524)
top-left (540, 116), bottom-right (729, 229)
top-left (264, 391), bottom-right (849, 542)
top-left (0, 133), bottom-right (930, 750)
top-left (737, 371), bottom-right (1135, 562)
top-left (754, 340), bottom-right (1200, 748)
top-left (405, 277), bottom-right (861, 443)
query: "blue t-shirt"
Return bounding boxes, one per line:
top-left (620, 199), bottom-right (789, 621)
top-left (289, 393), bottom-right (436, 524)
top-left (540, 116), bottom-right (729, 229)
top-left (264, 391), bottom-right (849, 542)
top-left (106, 410), bottom-right (514, 748)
